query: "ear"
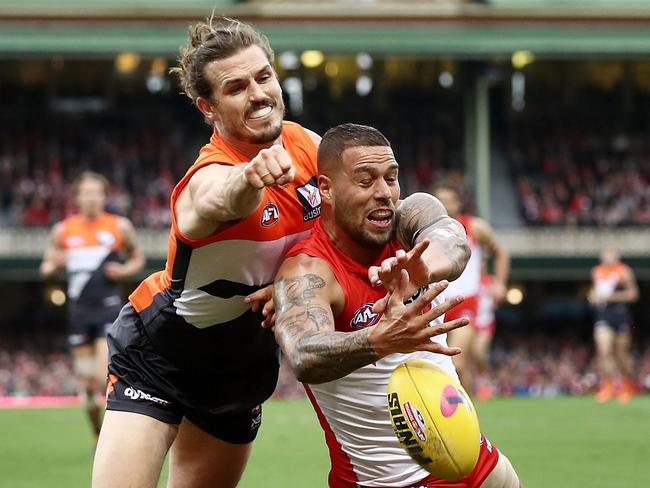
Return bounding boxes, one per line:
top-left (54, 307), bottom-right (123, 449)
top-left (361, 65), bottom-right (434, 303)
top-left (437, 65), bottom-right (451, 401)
top-left (196, 97), bottom-right (220, 123)
top-left (318, 174), bottom-right (333, 202)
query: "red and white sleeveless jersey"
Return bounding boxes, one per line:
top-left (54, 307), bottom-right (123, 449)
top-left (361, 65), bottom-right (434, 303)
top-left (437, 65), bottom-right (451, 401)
top-left (58, 212), bottom-right (124, 305)
top-left (286, 220), bottom-right (458, 488)
top-left (129, 121), bottom-right (319, 329)
top-left (446, 214), bottom-right (482, 298)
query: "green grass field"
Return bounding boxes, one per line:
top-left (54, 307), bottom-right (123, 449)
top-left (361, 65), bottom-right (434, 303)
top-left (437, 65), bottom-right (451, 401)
top-left (1, 396), bottom-right (649, 487)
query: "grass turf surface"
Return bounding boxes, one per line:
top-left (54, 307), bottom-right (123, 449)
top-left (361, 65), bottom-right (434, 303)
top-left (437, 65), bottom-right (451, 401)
top-left (0, 396), bottom-right (648, 487)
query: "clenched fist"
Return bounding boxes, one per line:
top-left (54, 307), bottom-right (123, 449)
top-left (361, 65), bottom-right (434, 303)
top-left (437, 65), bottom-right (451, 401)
top-left (245, 145), bottom-right (296, 189)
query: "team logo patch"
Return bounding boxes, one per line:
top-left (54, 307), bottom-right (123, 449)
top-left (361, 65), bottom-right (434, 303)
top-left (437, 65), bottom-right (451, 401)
top-left (440, 384), bottom-right (471, 417)
top-left (260, 202), bottom-right (280, 227)
top-left (403, 401), bottom-right (427, 441)
top-left (96, 230), bottom-right (116, 247)
top-left (350, 303), bottom-right (380, 329)
top-left (295, 177), bottom-right (321, 222)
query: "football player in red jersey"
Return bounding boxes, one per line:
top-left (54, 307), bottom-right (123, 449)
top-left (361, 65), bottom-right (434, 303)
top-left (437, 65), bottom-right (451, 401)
top-left (272, 124), bottom-right (521, 487)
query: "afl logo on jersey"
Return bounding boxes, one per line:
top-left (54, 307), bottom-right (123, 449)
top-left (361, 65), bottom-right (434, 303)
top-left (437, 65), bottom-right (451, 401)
top-left (96, 230), bottom-right (116, 247)
top-left (350, 303), bottom-right (380, 329)
top-left (295, 177), bottom-right (321, 222)
top-left (260, 202), bottom-right (280, 227)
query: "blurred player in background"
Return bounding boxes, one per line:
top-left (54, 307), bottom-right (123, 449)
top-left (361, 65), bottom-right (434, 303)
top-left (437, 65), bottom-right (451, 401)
top-left (589, 247), bottom-right (639, 404)
top-left (39, 171), bottom-right (145, 442)
top-left (434, 184), bottom-right (510, 396)
top-left (92, 17), bottom-right (473, 488)
top-left (473, 260), bottom-right (497, 401)
top-left (273, 124), bottom-right (520, 487)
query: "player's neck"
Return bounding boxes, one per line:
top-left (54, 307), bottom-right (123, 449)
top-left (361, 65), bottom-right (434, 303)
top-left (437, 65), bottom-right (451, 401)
top-left (321, 217), bottom-right (383, 266)
top-left (219, 132), bottom-right (282, 160)
top-left (80, 211), bottom-right (103, 222)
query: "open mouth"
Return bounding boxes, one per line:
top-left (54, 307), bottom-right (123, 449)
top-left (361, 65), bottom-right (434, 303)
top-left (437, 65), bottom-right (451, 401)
top-left (367, 209), bottom-right (394, 228)
top-left (247, 105), bottom-right (273, 120)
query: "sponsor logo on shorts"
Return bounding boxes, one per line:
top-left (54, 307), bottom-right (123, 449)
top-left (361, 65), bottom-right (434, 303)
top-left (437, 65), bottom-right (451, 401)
top-left (350, 303), bottom-right (380, 329)
top-left (403, 401), bottom-right (427, 441)
top-left (440, 384), bottom-right (472, 417)
top-left (387, 392), bottom-right (433, 465)
top-left (295, 177), bottom-right (321, 222)
top-left (260, 202), bottom-right (280, 227)
top-left (123, 387), bottom-right (170, 406)
top-left (250, 405), bottom-right (262, 431)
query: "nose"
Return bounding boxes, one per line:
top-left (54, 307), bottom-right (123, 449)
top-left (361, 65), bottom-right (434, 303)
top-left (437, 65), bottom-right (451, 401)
top-left (374, 178), bottom-right (392, 201)
top-left (248, 80), bottom-right (266, 102)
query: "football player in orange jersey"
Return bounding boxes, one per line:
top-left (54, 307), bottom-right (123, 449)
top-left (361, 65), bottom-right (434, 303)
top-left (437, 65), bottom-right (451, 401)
top-left (589, 247), bottom-right (639, 404)
top-left (40, 171), bottom-right (144, 442)
top-left (93, 17), bottom-right (471, 488)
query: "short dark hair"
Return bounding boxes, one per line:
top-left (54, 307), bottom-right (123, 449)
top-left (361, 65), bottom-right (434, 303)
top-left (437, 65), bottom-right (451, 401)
top-left (73, 171), bottom-right (110, 195)
top-left (318, 123), bottom-right (391, 174)
top-left (171, 15), bottom-right (274, 103)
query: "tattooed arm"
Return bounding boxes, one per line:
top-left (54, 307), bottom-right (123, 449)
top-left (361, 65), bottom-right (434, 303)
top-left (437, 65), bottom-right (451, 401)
top-left (394, 192), bottom-right (470, 283)
top-left (274, 255), bottom-right (465, 384)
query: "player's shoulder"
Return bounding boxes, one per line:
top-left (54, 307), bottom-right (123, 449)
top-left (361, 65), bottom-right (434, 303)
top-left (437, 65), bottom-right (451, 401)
top-left (282, 121), bottom-right (320, 147)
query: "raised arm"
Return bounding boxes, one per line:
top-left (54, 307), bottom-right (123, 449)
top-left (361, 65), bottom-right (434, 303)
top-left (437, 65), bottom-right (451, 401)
top-left (175, 146), bottom-right (295, 239)
top-left (274, 254), bottom-right (465, 384)
top-left (40, 222), bottom-right (66, 280)
top-left (394, 192), bottom-right (470, 283)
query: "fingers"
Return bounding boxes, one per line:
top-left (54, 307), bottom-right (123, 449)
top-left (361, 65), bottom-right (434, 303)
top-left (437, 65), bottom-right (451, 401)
top-left (371, 292), bottom-right (390, 314)
top-left (246, 146), bottom-right (295, 188)
top-left (386, 269), bottom-right (410, 302)
top-left (408, 239), bottom-right (430, 261)
top-left (424, 317), bottom-right (469, 339)
top-left (419, 293), bottom-right (464, 324)
top-left (368, 266), bottom-right (381, 286)
top-left (245, 285), bottom-right (273, 312)
top-left (419, 342), bottom-right (463, 357)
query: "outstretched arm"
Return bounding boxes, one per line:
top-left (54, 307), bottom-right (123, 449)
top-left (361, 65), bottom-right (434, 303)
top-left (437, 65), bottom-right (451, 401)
top-left (395, 192), bottom-right (470, 282)
top-left (274, 255), bottom-right (466, 384)
top-left (175, 146), bottom-right (296, 239)
top-left (369, 192), bottom-right (470, 289)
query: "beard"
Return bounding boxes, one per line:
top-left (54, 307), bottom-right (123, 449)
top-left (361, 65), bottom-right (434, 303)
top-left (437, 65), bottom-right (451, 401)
top-left (334, 204), bottom-right (395, 250)
top-left (244, 96), bottom-right (286, 144)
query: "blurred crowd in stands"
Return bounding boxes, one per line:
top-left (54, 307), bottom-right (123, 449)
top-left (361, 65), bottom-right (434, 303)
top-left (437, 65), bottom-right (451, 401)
top-left (3, 333), bottom-right (648, 399)
top-left (507, 110), bottom-right (650, 226)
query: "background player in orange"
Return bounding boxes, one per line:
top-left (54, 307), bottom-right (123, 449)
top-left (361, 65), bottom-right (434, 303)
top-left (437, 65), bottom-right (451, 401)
top-left (589, 247), bottom-right (639, 404)
top-left (40, 171), bottom-right (144, 442)
top-left (272, 124), bottom-right (521, 487)
top-left (434, 184), bottom-right (510, 396)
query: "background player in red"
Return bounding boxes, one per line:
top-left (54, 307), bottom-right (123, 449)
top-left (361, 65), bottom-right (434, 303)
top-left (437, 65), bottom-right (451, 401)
top-left (273, 123), bottom-right (521, 488)
top-left (40, 171), bottom-right (144, 442)
top-left (92, 17), bottom-right (471, 488)
top-left (434, 184), bottom-right (510, 395)
top-left (589, 247), bottom-right (639, 404)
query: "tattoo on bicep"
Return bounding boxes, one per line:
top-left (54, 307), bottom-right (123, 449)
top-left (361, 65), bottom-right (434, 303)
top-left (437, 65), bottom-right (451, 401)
top-left (275, 274), bottom-right (326, 313)
top-left (395, 193), bottom-right (446, 247)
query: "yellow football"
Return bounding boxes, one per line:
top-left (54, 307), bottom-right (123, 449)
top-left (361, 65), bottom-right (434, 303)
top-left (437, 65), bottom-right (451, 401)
top-left (387, 359), bottom-right (480, 481)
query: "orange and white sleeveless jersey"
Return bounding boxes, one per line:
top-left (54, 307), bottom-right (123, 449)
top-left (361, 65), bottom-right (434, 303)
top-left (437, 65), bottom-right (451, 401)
top-left (446, 214), bottom-right (482, 298)
top-left (58, 212), bottom-right (124, 305)
top-left (129, 121), bottom-right (319, 331)
top-left (593, 263), bottom-right (628, 301)
top-left (286, 221), bottom-right (458, 488)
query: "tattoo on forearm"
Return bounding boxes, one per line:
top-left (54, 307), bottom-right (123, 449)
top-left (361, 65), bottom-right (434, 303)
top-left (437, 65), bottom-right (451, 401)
top-left (274, 272), bottom-right (379, 383)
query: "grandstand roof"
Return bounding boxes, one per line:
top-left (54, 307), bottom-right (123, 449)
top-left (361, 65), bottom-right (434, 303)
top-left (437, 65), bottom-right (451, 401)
top-left (3, 2), bottom-right (650, 56)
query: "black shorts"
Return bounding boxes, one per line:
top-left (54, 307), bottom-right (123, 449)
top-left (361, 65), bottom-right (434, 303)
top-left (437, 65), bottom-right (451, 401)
top-left (106, 302), bottom-right (277, 444)
top-left (67, 299), bottom-right (122, 347)
top-left (594, 304), bottom-right (632, 334)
